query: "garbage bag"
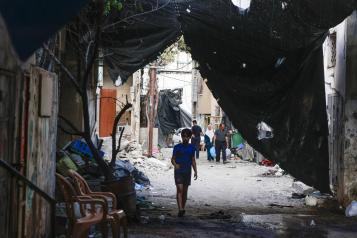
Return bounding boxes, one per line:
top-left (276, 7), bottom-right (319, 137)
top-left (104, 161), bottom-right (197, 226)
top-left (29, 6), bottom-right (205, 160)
top-left (132, 169), bottom-right (150, 186)
top-left (346, 201), bottom-right (357, 217)
top-left (57, 153), bottom-right (78, 176)
top-left (112, 160), bottom-right (134, 180)
top-left (226, 148), bottom-right (231, 159)
top-left (112, 159), bottom-right (150, 186)
top-left (210, 147), bottom-right (216, 158)
top-left (115, 160), bottom-right (135, 173)
top-left (69, 153), bottom-right (86, 168)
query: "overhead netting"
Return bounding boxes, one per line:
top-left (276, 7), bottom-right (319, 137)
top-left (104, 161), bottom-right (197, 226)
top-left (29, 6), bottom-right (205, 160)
top-left (102, 0), bottom-right (357, 191)
top-left (3, 0), bottom-right (356, 191)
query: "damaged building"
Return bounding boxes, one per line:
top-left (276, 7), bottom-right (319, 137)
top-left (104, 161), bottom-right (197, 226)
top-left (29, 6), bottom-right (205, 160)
top-left (1, 0), bottom-right (357, 237)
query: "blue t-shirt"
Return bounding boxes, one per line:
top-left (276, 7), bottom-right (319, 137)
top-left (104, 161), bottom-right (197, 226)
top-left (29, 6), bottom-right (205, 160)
top-left (173, 143), bottom-right (195, 174)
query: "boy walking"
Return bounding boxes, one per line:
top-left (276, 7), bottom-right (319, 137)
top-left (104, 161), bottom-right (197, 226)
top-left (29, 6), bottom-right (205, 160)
top-left (171, 128), bottom-right (198, 217)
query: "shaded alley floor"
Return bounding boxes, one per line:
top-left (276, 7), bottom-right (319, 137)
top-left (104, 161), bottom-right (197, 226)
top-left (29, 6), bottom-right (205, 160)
top-left (128, 149), bottom-right (357, 238)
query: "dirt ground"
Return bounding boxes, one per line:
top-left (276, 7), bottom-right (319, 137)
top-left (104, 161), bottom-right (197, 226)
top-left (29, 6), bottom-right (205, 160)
top-left (127, 148), bottom-right (357, 238)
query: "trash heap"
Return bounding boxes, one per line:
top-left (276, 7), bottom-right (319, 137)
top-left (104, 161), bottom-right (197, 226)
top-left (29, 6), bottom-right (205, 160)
top-left (260, 163), bottom-right (286, 177)
top-left (101, 138), bottom-right (171, 185)
top-left (56, 139), bottom-right (106, 180)
top-left (56, 138), bottom-right (168, 190)
top-left (102, 138), bottom-right (170, 168)
top-left (290, 181), bottom-right (335, 208)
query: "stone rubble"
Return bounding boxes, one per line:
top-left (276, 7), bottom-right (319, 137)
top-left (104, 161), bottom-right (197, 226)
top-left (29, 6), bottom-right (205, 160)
top-left (102, 137), bottom-right (171, 172)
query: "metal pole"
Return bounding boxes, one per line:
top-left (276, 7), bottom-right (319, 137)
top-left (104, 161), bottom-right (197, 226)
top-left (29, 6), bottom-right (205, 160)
top-left (148, 66), bottom-right (157, 157)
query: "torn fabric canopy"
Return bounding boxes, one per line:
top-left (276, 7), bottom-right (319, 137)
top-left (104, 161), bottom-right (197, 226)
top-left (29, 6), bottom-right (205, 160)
top-left (102, 0), bottom-right (357, 192)
top-left (0, 0), bottom-right (90, 60)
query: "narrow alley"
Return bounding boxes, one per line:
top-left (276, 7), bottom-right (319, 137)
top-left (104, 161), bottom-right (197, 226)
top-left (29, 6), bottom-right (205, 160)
top-left (129, 152), bottom-right (357, 238)
top-left (1, 1), bottom-right (357, 238)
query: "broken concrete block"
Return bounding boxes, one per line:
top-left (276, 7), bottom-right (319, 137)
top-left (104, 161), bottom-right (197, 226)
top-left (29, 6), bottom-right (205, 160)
top-left (305, 195), bottom-right (318, 206)
top-left (292, 181), bottom-right (315, 195)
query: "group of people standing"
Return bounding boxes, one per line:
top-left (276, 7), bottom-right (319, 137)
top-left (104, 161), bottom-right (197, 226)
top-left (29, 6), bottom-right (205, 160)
top-left (191, 120), bottom-right (229, 164)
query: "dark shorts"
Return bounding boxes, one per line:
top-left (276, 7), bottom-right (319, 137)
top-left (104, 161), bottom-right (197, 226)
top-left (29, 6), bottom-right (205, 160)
top-left (174, 172), bottom-right (191, 186)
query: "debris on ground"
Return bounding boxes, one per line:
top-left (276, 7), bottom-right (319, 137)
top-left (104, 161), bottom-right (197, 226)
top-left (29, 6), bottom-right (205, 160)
top-left (112, 159), bottom-right (151, 186)
top-left (261, 159), bottom-right (274, 167)
top-left (260, 164), bottom-right (285, 177)
top-left (310, 220), bottom-right (316, 227)
top-left (136, 196), bottom-right (162, 210)
top-left (268, 203), bottom-right (294, 208)
top-left (140, 216), bottom-right (150, 224)
top-left (102, 138), bottom-right (171, 171)
top-left (305, 195), bottom-right (318, 207)
top-left (101, 138), bottom-right (173, 184)
top-left (304, 191), bottom-right (332, 207)
top-left (292, 181), bottom-right (315, 195)
top-left (203, 210), bottom-right (232, 220)
top-left (135, 183), bottom-right (145, 191)
top-left (57, 137), bottom-right (155, 193)
top-left (158, 215), bottom-right (166, 223)
top-left (345, 201), bottom-right (357, 217)
top-left (291, 193), bottom-right (306, 199)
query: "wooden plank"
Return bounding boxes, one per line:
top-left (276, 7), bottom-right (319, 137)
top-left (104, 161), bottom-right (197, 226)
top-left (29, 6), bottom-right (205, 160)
top-left (23, 67), bottom-right (58, 238)
top-left (99, 89), bottom-right (116, 137)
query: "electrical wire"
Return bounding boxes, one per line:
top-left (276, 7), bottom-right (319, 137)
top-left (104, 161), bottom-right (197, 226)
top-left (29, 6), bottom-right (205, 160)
top-left (158, 74), bottom-right (192, 83)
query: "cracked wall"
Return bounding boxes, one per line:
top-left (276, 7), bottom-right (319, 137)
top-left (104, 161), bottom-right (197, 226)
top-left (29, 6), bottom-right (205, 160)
top-left (325, 11), bottom-right (357, 205)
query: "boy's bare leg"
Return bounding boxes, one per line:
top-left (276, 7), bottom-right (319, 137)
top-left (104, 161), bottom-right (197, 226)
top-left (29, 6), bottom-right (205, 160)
top-left (182, 185), bottom-right (189, 209)
top-left (176, 184), bottom-right (184, 211)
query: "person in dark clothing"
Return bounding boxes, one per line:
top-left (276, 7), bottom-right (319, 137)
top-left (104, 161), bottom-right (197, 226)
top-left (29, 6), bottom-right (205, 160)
top-left (171, 128), bottom-right (198, 217)
top-left (191, 120), bottom-right (202, 159)
top-left (204, 134), bottom-right (214, 161)
top-left (213, 123), bottom-right (228, 163)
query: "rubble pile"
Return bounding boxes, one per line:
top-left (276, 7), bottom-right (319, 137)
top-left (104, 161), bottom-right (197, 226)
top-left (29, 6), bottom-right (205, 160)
top-left (260, 164), bottom-right (286, 177)
top-left (115, 139), bottom-right (170, 171)
top-left (56, 138), bottom-right (171, 190)
top-left (101, 138), bottom-right (171, 183)
top-left (290, 181), bottom-right (334, 207)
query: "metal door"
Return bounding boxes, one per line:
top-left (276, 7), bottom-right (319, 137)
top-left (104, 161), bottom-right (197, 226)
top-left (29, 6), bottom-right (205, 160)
top-left (99, 89), bottom-right (117, 137)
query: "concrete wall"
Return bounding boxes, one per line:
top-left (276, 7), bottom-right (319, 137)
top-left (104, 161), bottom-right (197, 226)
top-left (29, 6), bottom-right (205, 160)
top-left (324, 11), bottom-right (357, 205)
top-left (139, 127), bottom-right (158, 151)
top-left (197, 80), bottom-right (212, 115)
top-left (103, 66), bottom-right (132, 105)
top-left (192, 73), bottom-right (222, 130)
top-left (340, 12), bottom-right (357, 204)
